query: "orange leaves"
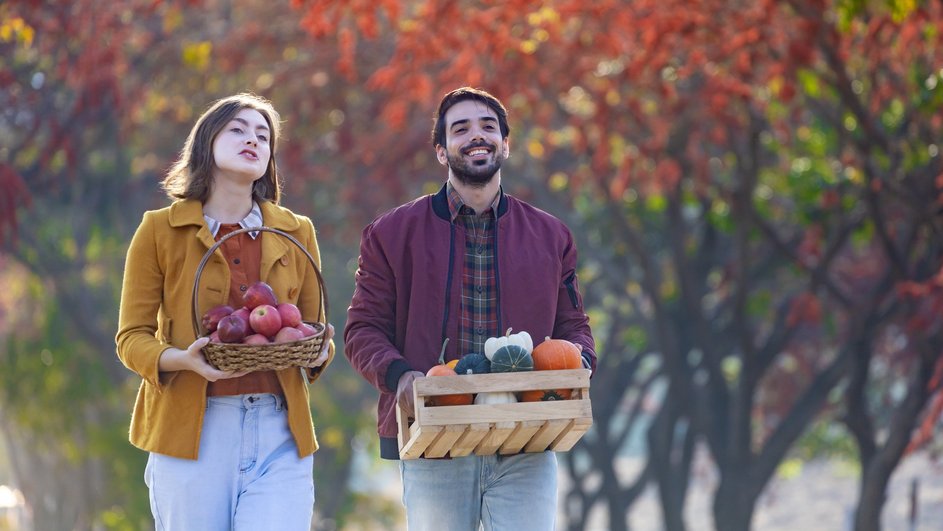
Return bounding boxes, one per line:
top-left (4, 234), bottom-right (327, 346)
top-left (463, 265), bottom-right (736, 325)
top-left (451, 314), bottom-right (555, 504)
top-left (786, 292), bottom-right (822, 328)
top-left (797, 225), bottom-right (824, 268)
top-left (654, 158), bottom-right (682, 190)
top-left (337, 26), bottom-right (356, 80)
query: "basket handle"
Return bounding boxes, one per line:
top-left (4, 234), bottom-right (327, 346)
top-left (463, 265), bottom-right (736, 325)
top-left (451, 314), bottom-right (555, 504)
top-left (190, 225), bottom-right (329, 338)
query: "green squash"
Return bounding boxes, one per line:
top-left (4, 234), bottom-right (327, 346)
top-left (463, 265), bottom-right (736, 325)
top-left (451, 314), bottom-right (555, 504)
top-left (454, 353), bottom-right (491, 375)
top-left (489, 344), bottom-right (534, 373)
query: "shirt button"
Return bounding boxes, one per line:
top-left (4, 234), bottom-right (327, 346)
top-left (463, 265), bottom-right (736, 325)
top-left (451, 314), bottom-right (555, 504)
top-left (476, 327), bottom-right (484, 335)
top-left (239, 284), bottom-right (247, 292)
top-left (477, 285), bottom-right (483, 293)
top-left (477, 246), bottom-right (484, 254)
top-left (233, 258), bottom-right (241, 264)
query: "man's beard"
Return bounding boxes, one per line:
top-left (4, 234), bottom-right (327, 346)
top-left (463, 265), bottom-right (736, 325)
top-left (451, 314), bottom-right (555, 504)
top-left (446, 142), bottom-right (503, 188)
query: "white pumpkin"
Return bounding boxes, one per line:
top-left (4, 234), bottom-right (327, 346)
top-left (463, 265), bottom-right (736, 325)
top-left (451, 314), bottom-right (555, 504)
top-left (484, 328), bottom-right (534, 360)
top-left (474, 391), bottom-right (518, 405)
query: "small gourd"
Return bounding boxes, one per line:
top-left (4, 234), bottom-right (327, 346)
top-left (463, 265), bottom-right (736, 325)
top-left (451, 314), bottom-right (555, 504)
top-left (484, 328), bottom-right (533, 360)
top-left (531, 338), bottom-right (582, 370)
top-left (454, 353), bottom-right (491, 375)
top-left (425, 338), bottom-right (473, 406)
top-left (520, 337), bottom-right (584, 402)
top-left (474, 391), bottom-right (517, 405)
top-left (490, 344), bottom-right (534, 373)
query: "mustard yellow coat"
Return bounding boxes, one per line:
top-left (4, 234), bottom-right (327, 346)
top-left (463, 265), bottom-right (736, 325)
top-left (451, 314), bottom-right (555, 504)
top-left (116, 199), bottom-right (333, 459)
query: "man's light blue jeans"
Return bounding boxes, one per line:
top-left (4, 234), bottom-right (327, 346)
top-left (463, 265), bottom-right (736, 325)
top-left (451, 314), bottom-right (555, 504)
top-left (400, 452), bottom-right (557, 531)
top-left (144, 394), bottom-right (314, 530)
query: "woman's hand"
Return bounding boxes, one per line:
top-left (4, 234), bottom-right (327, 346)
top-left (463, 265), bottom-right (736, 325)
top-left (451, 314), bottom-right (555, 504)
top-left (158, 337), bottom-right (249, 381)
top-left (302, 323), bottom-right (335, 368)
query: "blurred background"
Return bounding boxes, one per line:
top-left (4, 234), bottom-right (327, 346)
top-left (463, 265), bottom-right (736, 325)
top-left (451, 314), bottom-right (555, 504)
top-left (1, 1), bottom-right (942, 530)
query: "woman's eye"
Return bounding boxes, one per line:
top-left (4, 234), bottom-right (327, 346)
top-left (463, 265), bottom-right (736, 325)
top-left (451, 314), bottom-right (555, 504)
top-left (258, 135), bottom-right (268, 142)
top-left (231, 127), bottom-right (243, 133)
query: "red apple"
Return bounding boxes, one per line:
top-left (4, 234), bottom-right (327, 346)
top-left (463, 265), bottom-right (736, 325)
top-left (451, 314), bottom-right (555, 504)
top-left (249, 304), bottom-right (282, 337)
top-left (296, 322), bottom-right (320, 338)
top-left (209, 331), bottom-right (221, 343)
top-left (217, 314), bottom-right (248, 343)
top-left (274, 326), bottom-right (304, 343)
top-left (243, 281), bottom-right (278, 310)
top-left (202, 304), bottom-right (234, 332)
top-left (277, 302), bottom-right (303, 328)
top-left (243, 333), bottom-right (270, 345)
top-left (232, 307), bottom-right (251, 324)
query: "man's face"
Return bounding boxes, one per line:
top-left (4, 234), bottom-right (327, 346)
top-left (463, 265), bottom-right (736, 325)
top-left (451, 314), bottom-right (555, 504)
top-left (437, 99), bottom-right (509, 187)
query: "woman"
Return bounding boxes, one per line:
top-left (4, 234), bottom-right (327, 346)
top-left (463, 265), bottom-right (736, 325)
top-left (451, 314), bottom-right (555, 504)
top-left (116, 93), bottom-right (334, 530)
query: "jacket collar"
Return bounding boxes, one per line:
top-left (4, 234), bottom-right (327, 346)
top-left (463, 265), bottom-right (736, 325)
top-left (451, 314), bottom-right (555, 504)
top-left (168, 199), bottom-right (301, 231)
top-left (168, 198), bottom-right (301, 253)
top-left (431, 182), bottom-right (508, 221)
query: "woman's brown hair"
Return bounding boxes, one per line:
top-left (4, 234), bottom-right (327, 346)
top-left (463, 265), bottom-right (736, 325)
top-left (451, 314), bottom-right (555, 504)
top-left (162, 93), bottom-right (282, 203)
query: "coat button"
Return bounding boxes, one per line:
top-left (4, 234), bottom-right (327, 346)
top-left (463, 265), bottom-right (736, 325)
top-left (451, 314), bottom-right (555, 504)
top-left (279, 256), bottom-right (289, 266)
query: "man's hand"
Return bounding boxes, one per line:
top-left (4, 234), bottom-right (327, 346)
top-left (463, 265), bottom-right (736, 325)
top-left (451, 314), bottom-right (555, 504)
top-left (396, 370), bottom-right (426, 418)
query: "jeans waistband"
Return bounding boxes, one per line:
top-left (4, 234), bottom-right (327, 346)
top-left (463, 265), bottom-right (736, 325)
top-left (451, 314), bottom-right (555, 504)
top-left (207, 393), bottom-right (285, 411)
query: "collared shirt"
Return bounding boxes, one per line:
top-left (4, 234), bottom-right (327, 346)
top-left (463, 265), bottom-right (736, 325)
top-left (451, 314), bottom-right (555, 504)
top-left (203, 201), bottom-right (263, 239)
top-left (446, 181), bottom-right (500, 357)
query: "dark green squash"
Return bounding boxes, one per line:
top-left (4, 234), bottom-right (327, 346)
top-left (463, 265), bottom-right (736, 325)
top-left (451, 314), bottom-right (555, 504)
top-left (489, 344), bottom-right (534, 373)
top-left (454, 353), bottom-right (491, 375)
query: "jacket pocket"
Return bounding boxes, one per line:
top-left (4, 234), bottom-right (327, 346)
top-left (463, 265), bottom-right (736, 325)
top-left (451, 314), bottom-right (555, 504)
top-left (564, 272), bottom-right (582, 310)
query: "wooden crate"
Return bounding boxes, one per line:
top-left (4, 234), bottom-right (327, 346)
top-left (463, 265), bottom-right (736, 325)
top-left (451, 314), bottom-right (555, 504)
top-left (396, 369), bottom-right (593, 460)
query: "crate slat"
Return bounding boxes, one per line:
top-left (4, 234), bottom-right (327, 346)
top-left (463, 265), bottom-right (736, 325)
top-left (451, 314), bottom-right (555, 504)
top-left (523, 419), bottom-right (572, 453)
top-left (449, 424), bottom-right (491, 457)
top-left (475, 422), bottom-right (518, 455)
top-left (415, 369), bottom-right (590, 395)
top-left (549, 417), bottom-right (594, 452)
top-left (399, 425), bottom-right (443, 459)
top-left (498, 420), bottom-right (545, 454)
top-left (423, 425), bottom-right (467, 458)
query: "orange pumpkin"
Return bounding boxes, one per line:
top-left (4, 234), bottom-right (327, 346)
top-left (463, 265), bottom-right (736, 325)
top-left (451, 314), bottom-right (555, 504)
top-left (426, 339), bottom-right (473, 406)
top-left (520, 337), bottom-right (582, 402)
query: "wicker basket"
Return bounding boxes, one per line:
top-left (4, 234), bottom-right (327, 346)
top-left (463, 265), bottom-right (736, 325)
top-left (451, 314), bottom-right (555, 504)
top-left (190, 226), bottom-right (329, 371)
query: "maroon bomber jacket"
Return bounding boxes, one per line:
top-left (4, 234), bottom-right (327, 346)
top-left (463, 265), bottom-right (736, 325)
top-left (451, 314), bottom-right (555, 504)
top-left (344, 183), bottom-right (596, 459)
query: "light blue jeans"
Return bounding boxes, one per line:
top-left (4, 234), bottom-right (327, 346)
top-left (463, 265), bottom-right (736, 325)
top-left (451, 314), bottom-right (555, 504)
top-left (145, 394), bottom-right (314, 531)
top-left (400, 452), bottom-right (557, 531)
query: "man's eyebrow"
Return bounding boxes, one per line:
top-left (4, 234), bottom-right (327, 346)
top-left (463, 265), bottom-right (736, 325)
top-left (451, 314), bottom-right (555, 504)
top-left (449, 116), bottom-right (498, 129)
top-left (233, 117), bottom-right (270, 131)
top-left (449, 118), bottom-right (470, 129)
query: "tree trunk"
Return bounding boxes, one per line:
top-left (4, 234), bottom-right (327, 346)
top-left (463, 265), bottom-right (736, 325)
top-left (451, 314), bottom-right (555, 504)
top-left (853, 343), bottom-right (937, 531)
top-left (712, 475), bottom-right (758, 531)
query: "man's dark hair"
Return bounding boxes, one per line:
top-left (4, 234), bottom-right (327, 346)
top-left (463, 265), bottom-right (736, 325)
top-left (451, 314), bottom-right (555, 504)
top-left (431, 87), bottom-right (510, 148)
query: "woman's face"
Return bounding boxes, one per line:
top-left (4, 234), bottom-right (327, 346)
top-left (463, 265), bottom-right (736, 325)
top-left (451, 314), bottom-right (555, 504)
top-left (211, 108), bottom-right (272, 185)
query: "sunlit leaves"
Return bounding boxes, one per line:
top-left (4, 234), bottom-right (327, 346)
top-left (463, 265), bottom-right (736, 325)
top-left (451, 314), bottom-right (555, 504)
top-left (0, 16), bottom-right (33, 47)
top-left (181, 41), bottom-right (212, 71)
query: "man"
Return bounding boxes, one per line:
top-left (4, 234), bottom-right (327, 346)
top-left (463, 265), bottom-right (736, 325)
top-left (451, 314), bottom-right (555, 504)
top-left (345, 87), bottom-right (596, 530)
